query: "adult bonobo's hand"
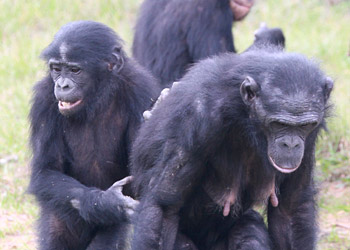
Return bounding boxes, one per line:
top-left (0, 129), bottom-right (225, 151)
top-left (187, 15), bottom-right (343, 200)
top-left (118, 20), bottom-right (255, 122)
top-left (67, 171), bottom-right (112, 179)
top-left (71, 176), bottom-right (139, 224)
top-left (143, 82), bottom-right (179, 121)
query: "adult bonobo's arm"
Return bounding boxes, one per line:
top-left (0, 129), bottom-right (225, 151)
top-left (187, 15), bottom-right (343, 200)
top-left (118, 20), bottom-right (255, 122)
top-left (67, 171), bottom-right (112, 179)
top-left (132, 158), bottom-right (203, 250)
top-left (267, 155), bottom-right (317, 250)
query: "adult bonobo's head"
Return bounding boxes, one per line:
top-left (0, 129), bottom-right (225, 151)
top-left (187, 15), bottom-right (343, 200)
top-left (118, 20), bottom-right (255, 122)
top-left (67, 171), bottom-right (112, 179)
top-left (41, 20), bottom-right (125, 116)
top-left (240, 54), bottom-right (333, 173)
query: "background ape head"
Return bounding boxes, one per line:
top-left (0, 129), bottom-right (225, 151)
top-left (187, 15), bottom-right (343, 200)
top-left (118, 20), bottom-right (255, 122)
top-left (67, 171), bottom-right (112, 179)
top-left (240, 53), bottom-right (333, 173)
top-left (41, 21), bottom-right (125, 117)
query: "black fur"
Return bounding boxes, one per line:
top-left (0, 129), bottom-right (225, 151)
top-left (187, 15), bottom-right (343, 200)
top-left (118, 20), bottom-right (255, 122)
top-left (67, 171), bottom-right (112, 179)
top-left (131, 49), bottom-right (332, 250)
top-left (29, 21), bottom-right (160, 250)
top-left (133, 0), bottom-right (236, 87)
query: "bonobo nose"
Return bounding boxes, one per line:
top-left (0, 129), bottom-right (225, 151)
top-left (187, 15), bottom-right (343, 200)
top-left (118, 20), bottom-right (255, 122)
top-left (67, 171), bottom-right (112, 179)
top-left (56, 78), bottom-right (74, 91)
top-left (276, 136), bottom-right (301, 150)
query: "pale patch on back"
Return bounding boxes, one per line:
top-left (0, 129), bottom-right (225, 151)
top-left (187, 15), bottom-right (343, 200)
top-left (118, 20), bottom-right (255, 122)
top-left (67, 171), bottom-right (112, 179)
top-left (195, 97), bottom-right (205, 115)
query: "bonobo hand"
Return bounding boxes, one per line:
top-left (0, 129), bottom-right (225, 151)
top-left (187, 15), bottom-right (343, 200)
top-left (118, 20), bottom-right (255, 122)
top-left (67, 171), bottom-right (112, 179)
top-left (71, 176), bottom-right (139, 224)
top-left (143, 82), bottom-right (179, 121)
top-left (104, 176), bottom-right (139, 216)
top-left (253, 23), bottom-right (285, 47)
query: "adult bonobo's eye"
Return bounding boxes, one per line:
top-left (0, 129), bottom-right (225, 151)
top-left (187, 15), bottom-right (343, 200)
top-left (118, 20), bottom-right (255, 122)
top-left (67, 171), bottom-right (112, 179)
top-left (270, 121), bottom-right (287, 131)
top-left (300, 122), bottom-right (318, 131)
top-left (70, 67), bottom-right (81, 74)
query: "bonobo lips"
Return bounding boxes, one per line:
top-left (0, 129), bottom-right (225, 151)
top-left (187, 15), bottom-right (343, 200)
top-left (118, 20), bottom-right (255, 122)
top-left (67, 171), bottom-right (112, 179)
top-left (58, 99), bottom-right (82, 112)
top-left (268, 156), bottom-right (300, 174)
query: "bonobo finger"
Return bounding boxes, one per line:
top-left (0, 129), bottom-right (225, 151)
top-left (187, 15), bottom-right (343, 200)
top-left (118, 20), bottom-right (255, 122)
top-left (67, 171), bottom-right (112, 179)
top-left (159, 88), bottom-right (170, 101)
top-left (123, 195), bottom-right (140, 209)
top-left (109, 176), bottom-right (134, 193)
top-left (143, 87), bottom-right (170, 120)
top-left (125, 207), bottom-right (135, 217)
top-left (254, 22), bottom-right (268, 36)
top-left (71, 199), bottom-right (81, 210)
top-left (143, 110), bottom-right (152, 120)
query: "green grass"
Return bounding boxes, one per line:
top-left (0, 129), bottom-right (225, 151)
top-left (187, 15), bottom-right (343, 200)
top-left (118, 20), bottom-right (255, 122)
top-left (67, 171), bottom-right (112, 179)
top-left (0, 0), bottom-right (349, 249)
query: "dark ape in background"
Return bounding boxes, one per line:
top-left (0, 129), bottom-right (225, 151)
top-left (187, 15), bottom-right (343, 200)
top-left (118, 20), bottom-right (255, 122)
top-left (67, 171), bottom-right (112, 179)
top-left (131, 48), bottom-right (333, 249)
top-left (29, 21), bottom-right (160, 250)
top-left (133, 0), bottom-right (255, 87)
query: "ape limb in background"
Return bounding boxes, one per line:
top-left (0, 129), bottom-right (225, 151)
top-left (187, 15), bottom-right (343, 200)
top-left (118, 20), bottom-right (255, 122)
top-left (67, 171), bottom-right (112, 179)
top-left (133, 0), bottom-right (256, 87)
top-left (131, 48), bottom-right (333, 250)
top-left (29, 21), bottom-right (160, 250)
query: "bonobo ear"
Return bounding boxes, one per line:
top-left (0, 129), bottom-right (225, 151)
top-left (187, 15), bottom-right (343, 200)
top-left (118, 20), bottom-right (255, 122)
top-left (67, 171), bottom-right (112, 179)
top-left (240, 76), bottom-right (259, 105)
top-left (108, 46), bottom-right (125, 73)
top-left (324, 77), bottom-right (333, 101)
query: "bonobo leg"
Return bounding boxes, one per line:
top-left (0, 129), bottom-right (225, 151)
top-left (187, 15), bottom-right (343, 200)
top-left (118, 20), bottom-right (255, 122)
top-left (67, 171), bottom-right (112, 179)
top-left (86, 223), bottom-right (133, 250)
top-left (174, 233), bottom-right (198, 250)
top-left (214, 209), bottom-right (271, 250)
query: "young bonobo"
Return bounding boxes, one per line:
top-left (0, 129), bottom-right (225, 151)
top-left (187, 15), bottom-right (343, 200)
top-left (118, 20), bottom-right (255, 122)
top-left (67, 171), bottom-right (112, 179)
top-left (29, 21), bottom-right (160, 250)
top-left (131, 49), bottom-right (333, 250)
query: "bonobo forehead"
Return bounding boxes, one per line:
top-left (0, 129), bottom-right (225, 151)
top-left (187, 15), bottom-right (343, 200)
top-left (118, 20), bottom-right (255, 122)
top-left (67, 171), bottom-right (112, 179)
top-left (256, 55), bottom-right (326, 124)
top-left (41, 20), bottom-right (122, 63)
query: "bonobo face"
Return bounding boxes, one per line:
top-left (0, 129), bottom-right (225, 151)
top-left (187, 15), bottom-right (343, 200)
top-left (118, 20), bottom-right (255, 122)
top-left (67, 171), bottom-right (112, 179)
top-left (240, 70), bottom-right (333, 173)
top-left (50, 59), bottom-right (92, 116)
top-left (265, 120), bottom-right (317, 173)
top-left (41, 21), bottom-right (126, 117)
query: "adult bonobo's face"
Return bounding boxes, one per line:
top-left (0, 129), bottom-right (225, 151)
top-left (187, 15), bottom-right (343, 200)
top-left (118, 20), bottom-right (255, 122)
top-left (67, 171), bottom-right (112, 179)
top-left (50, 57), bottom-right (90, 116)
top-left (240, 64), bottom-right (333, 173)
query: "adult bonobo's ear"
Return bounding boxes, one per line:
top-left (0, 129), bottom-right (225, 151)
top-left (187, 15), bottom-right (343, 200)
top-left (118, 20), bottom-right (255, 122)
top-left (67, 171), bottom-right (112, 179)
top-left (240, 76), bottom-right (259, 105)
top-left (324, 77), bottom-right (334, 101)
top-left (108, 46), bottom-right (125, 73)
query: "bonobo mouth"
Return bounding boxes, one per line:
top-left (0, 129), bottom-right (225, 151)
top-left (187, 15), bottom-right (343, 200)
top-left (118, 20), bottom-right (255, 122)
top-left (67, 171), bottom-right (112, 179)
top-left (268, 156), bottom-right (299, 174)
top-left (58, 99), bottom-right (83, 115)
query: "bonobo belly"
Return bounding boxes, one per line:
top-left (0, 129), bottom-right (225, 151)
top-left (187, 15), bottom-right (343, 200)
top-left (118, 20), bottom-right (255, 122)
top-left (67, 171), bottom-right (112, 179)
top-left (179, 187), bottom-right (241, 245)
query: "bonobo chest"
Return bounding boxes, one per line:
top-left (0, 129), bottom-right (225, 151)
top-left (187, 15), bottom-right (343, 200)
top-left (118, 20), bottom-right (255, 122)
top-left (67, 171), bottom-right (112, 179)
top-left (63, 114), bottom-right (128, 189)
top-left (202, 151), bottom-right (276, 217)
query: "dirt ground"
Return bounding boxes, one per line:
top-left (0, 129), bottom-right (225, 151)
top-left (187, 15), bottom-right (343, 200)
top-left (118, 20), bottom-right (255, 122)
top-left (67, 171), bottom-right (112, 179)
top-left (0, 181), bottom-right (349, 250)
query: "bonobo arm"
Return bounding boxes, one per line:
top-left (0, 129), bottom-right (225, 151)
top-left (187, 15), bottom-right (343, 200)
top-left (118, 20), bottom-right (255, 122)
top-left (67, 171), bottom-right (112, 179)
top-left (30, 165), bottom-right (138, 226)
top-left (268, 158), bottom-right (317, 250)
top-left (132, 159), bottom-right (203, 250)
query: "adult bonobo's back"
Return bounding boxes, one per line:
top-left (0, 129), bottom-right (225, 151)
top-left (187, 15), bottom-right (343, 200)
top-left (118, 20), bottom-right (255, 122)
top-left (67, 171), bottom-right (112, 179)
top-left (133, 0), bottom-right (258, 87)
top-left (131, 49), bottom-right (333, 250)
top-left (29, 21), bottom-right (160, 250)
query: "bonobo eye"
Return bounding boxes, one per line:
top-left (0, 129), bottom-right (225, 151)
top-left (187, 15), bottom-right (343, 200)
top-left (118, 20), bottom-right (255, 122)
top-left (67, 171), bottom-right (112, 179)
top-left (70, 67), bottom-right (81, 74)
top-left (270, 121), bottom-right (287, 131)
top-left (300, 122), bottom-right (318, 131)
top-left (50, 64), bottom-right (61, 73)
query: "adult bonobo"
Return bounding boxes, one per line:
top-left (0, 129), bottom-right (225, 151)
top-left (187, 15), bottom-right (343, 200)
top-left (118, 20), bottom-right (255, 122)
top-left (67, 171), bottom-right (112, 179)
top-left (29, 21), bottom-right (160, 250)
top-left (133, 0), bottom-right (256, 87)
top-left (131, 48), bottom-right (333, 249)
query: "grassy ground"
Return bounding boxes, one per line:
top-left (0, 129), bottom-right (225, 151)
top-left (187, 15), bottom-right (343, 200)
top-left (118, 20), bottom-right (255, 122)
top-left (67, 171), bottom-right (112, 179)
top-left (0, 0), bottom-right (349, 249)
